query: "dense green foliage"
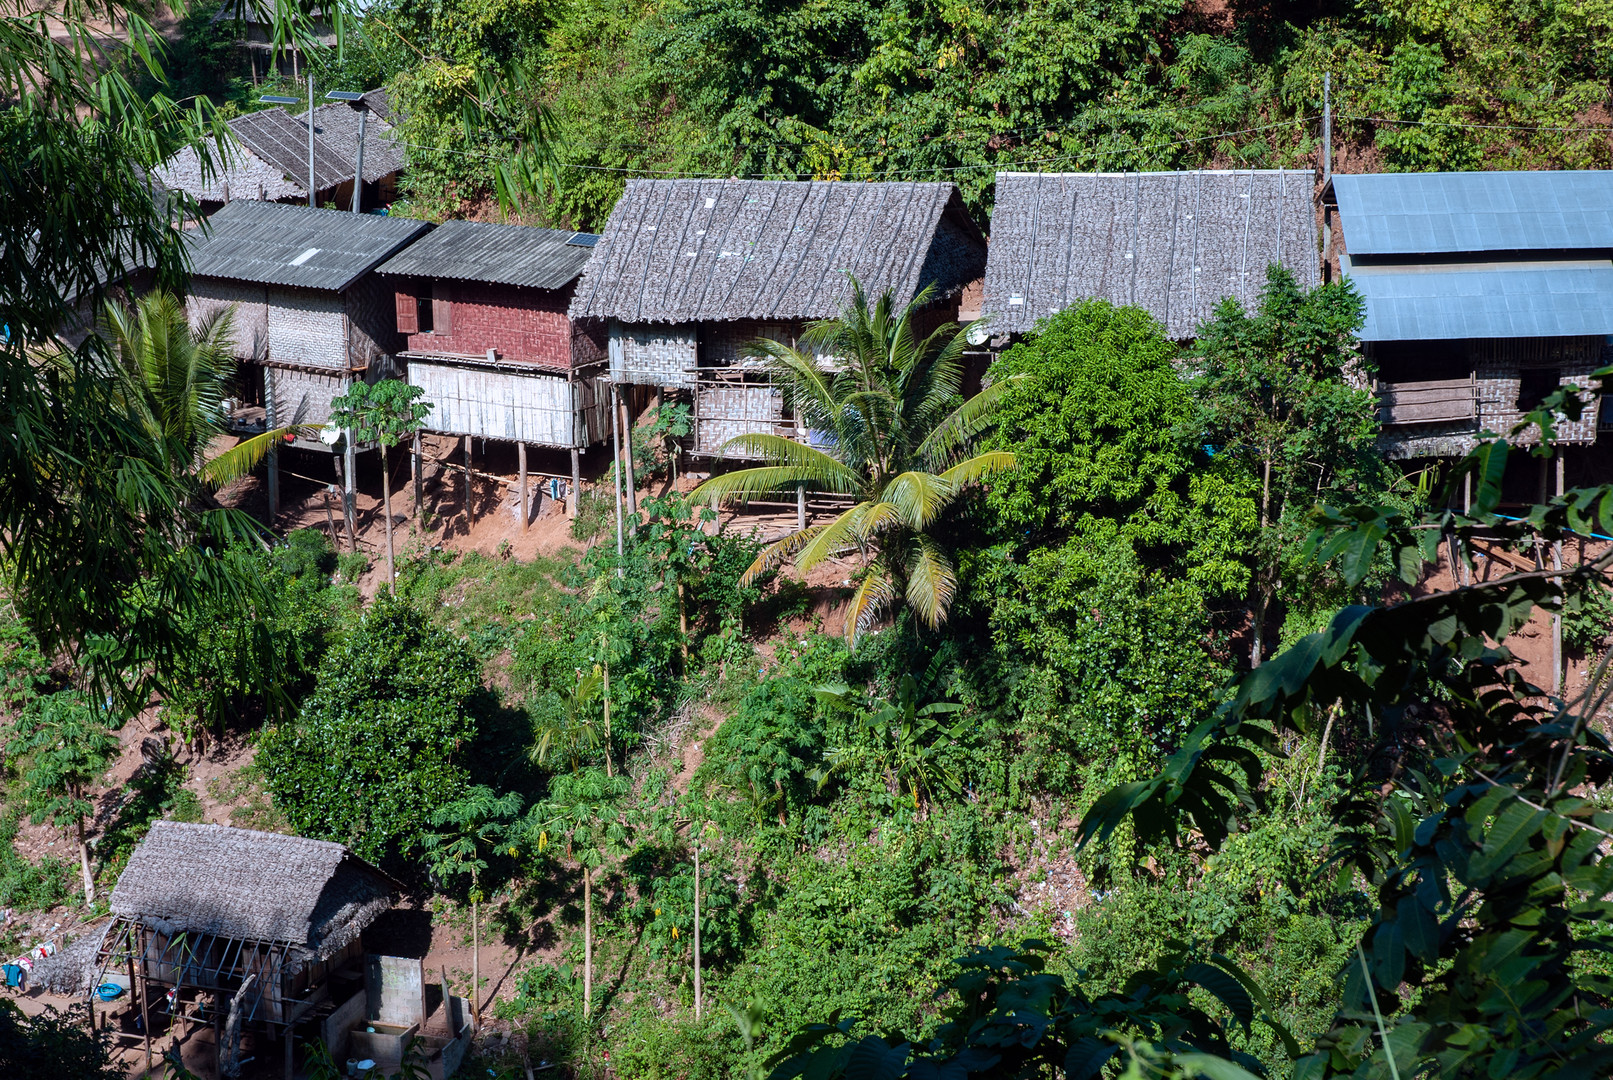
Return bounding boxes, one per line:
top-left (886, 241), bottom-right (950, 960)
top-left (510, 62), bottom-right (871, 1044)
top-left (208, 0), bottom-right (1613, 222)
top-left (257, 594), bottom-right (484, 869)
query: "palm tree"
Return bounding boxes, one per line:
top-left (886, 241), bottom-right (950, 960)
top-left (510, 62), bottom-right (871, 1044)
top-left (101, 290), bottom-right (307, 492)
top-left (689, 279), bottom-right (1019, 643)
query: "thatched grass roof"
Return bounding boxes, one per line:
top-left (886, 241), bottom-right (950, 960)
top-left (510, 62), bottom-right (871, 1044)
top-left (569, 179), bottom-right (986, 323)
top-left (982, 170), bottom-right (1320, 339)
top-left (110, 822), bottom-right (398, 959)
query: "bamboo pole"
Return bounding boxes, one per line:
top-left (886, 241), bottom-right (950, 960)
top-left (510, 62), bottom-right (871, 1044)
top-left (583, 867), bottom-right (593, 1019)
top-left (413, 432), bottom-right (423, 530)
top-left (463, 436), bottom-right (474, 526)
top-left (570, 448), bottom-right (580, 520)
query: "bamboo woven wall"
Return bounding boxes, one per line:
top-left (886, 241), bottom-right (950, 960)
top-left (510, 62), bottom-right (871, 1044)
top-left (609, 321), bottom-right (698, 387)
top-left (694, 382), bottom-right (793, 456)
top-left (409, 362), bottom-right (609, 447)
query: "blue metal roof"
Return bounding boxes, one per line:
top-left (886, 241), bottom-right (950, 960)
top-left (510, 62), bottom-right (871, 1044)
top-left (1333, 171), bottom-right (1613, 256)
top-left (1346, 258), bottom-right (1613, 340)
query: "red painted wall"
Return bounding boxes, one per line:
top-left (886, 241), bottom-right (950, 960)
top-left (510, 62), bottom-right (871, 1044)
top-left (399, 279), bottom-right (582, 369)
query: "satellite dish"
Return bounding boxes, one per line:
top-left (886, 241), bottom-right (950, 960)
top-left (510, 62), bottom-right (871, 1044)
top-left (966, 323), bottom-right (991, 347)
top-left (319, 424), bottom-right (342, 446)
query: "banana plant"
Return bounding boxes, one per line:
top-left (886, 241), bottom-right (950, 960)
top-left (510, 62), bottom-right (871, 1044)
top-left (814, 675), bottom-right (964, 811)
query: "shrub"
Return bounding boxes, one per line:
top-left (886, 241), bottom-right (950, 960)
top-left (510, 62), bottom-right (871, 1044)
top-left (257, 594), bottom-right (483, 870)
top-left (695, 678), bottom-right (825, 824)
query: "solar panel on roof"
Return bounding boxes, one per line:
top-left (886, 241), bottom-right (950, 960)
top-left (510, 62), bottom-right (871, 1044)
top-left (566, 233), bottom-right (600, 247)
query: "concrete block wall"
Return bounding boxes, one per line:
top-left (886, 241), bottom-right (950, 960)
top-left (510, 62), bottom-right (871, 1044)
top-left (403, 281), bottom-right (577, 369)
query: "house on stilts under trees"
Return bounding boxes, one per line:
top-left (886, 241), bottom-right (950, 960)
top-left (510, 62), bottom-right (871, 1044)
top-left (374, 219), bottom-right (610, 523)
top-left (37, 821), bottom-right (473, 1079)
top-left (182, 198), bottom-right (431, 523)
top-left (567, 178), bottom-right (989, 464)
top-left (1321, 170), bottom-right (1613, 499)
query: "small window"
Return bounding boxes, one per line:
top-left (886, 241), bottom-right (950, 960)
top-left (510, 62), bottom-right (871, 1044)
top-left (1518, 368), bottom-right (1560, 411)
top-left (431, 281), bottom-right (453, 335)
top-left (416, 295), bottom-right (433, 334)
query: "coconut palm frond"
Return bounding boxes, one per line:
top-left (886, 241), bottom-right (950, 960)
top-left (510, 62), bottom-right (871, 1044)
top-left (739, 523), bottom-right (834, 587)
top-left (938, 450), bottom-right (1018, 489)
top-left (198, 424), bottom-right (315, 486)
top-left (916, 373), bottom-right (1026, 468)
top-left (692, 460), bottom-right (860, 507)
top-left (881, 471), bottom-right (958, 531)
top-left (792, 501), bottom-right (882, 570)
top-left (939, 449), bottom-right (1018, 487)
top-left (903, 535), bottom-right (957, 630)
top-left (845, 566), bottom-right (898, 647)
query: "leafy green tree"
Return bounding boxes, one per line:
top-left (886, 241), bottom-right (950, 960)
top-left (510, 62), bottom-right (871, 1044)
top-left (6, 692), bottom-right (119, 905)
top-left (330, 379), bottom-right (433, 590)
top-left (696, 678), bottom-right (826, 825)
top-left (424, 785), bottom-right (522, 1024)
top-left (257, 594), bottom-right (482, 869)
top-left (1190, 266), bottom-right (1386, 667)
top-left (528, 766), bottom-right (632, 1019)
top-left (691, 280), bottom-right (1018, 644)
top-left (767, 385), bottom-right (1613, 1080)
top-left (0, 0), bottom-right (332, 711)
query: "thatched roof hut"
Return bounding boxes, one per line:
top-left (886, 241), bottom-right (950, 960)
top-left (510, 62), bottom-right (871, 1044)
top-left (981, 169), bottom-right (1320, 340)
top-left (569, 179), bottom-right (986, 324)
top-left (110, 822), bottom-right (398, 964)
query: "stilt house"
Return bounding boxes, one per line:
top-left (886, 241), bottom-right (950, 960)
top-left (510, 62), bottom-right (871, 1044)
top-left (89, 822), bottom-right (420, 1078)
top-left (183, 199), bottom-right (431, 446)
top-left (1324, 170), bottom-right (1613, 484)
top-left (156, 94), bottom-right (405, 213)
top-left (568, 179), bottom-right (988, 457)
top-left (978, 169), bottom-right (1321, 342)
top-left (374, 220), bottom-right (610, 468)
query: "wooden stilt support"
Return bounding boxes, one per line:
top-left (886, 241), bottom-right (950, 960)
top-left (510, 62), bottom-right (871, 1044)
top-left (518, 441), bottom-right (529, 533)
top-left (463, 436), bottom-right (474, 527)
top-left (284, 1025), bottom-right (293, 1080)
top-left (342, 431), bottom-right (358, 549)
top-left (797, 484), bottom-right (806, 531)
top-left (265, 371), bottom-right (280, 521)
top-left (137, 960), bottom-right (152, 1072)
top-left (412, 431), bottom-right (423, 529)
top-left (620, 394), bottom-right (638, 518)
top-left (570, 448), bottom-right (581, 520)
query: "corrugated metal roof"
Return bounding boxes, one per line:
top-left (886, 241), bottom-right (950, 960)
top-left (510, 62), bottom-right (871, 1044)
top-left (1345, 255), bottom-right (1613, 340)
top-left (568, 179), bottom-right (986, 322)
top-left (185, 200), bottom-right (431, 292)
top-left (1333, 171), bottom-right (1613, 256)
top-left (375, 220), bottom-right (594, 289)
top-left (230, 108), bottom-right (354, 193)
top-left (980, 170), bottom-right (1319, 339)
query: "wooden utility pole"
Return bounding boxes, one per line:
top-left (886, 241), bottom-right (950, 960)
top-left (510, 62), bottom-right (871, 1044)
top-left (611, 387), bottom-right (625, 564)
top-left (1553, 450), bottom-right (1565, 693)
top-left (583, 866), bottom-right (593, 1019)
top-left (518, 441), bottom-right (529, 533)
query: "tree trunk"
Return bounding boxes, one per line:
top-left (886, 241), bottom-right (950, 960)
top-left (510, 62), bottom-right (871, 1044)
top-left (583, 866), bottom-right (593, 1018)
top-left (75, 814), bottom-right (93, 906)
top-left (471, 894), bottom-right (480, 1026)
top-left (693, 843), bottom-right (701, 1019)
top-left (602, 657), bottom-right (614, 778)
top-left (381, 445), bottom-right (396, 591)
top-left (1252, 452), bottom-right (1273, 669)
